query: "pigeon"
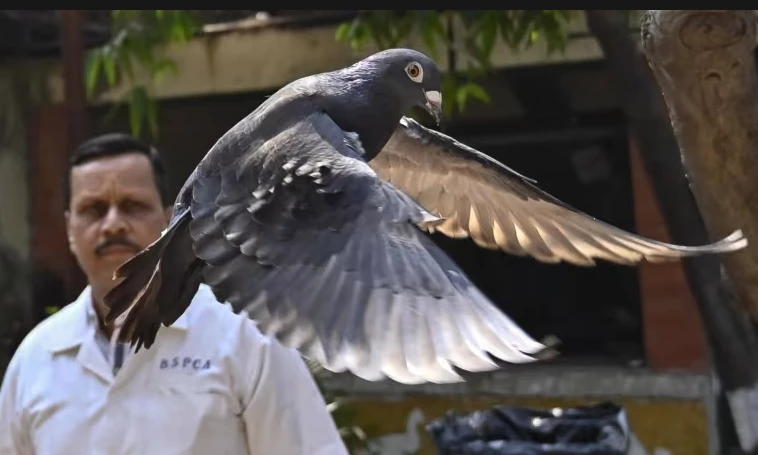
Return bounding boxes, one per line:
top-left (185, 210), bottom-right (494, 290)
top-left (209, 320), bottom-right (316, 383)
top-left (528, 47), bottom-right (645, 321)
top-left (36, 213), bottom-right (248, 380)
top-left (104, 48), bottom-right (748, 384)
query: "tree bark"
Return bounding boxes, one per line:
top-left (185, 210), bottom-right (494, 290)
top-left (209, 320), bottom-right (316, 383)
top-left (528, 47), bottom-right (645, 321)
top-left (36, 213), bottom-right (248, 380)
top-left (586, 10), bottom-right (758, 454)
top-left (641, 10), bottom-right (758, 321)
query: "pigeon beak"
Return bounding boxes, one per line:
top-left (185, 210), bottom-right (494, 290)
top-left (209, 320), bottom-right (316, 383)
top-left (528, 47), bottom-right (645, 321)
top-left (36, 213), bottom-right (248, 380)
top-left (423, 90), bottom-right (442, 126)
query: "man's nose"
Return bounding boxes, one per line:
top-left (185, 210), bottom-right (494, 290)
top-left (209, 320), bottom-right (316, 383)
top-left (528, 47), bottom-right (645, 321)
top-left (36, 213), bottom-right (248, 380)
top-left (101, 206), bottom-right (127, 235)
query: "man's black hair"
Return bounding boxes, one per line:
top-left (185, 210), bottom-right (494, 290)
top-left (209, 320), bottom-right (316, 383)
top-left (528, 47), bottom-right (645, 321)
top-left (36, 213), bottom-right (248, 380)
top-left (63, 133), bottom-right (171, 210)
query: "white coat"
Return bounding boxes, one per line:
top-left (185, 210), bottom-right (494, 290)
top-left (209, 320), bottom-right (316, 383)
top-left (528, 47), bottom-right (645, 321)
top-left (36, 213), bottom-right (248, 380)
top-left (0, 284), bottom-right (348, 455)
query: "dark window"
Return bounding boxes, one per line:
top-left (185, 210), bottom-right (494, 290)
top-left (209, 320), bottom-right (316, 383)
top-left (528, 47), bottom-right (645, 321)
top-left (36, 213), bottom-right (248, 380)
top-left (430, 124), bottom-right (644, 366)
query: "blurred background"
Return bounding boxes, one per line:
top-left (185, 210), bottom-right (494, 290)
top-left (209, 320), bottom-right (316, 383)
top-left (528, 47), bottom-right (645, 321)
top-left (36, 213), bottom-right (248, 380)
top-left (0, 10), bottom-right (749, 455)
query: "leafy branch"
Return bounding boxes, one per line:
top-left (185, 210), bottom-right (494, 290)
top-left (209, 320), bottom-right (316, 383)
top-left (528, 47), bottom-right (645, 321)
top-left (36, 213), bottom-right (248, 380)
top-left (336, 10), bottom-right (577, 116)
top-left (85, 10), bottom-right (202, 138)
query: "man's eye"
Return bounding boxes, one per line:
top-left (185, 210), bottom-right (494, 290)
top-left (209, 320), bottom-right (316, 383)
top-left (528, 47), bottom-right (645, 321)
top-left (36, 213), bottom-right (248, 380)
top-left (124, 200), bottom-right (148, 212)
top-left (82, 203), bottom-right (106, 217)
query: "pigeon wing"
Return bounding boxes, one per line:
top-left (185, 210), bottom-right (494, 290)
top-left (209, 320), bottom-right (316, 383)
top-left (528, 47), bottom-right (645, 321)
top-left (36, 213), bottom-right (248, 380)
top-left (188, 111), bottom-right (550, 384)
top-left (370, 117), bottom-right (747, 266)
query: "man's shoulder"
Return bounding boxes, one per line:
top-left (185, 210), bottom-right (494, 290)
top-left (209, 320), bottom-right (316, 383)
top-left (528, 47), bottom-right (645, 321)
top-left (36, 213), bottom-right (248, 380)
top-left (5, 300), bottom-right (83, 378)
top-left (15, 301), bottom-right (82, 355)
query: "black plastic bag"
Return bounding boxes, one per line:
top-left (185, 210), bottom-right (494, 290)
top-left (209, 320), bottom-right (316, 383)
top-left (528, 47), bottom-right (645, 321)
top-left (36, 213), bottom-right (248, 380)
top-left (426, 401), bottom-right (633, 455)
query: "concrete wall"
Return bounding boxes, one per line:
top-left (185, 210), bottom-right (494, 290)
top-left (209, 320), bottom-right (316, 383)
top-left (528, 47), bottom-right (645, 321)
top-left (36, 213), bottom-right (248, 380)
top-left (1, 11), bottom-right (647, 106)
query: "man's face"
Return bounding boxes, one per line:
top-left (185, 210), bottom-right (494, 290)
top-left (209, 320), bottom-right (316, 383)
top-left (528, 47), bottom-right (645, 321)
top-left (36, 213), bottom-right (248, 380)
top-left (66, 152), bottom-right (170, 303)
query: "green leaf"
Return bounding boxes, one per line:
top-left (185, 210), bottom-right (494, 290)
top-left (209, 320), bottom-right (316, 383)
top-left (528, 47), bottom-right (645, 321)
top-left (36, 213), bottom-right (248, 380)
top-left (131, 38), bottom-right (155, 67)
top-left (153, 57), bottom-right (179, 83)
top-left (129, 86), bottom-right (149, 138)
top-left (441, 75), bottom-right (459, 117)
top-left (464, 81), bottom-right (491, 103)
top-left (89, 10), bottom-right (202, 137)
top-left (85, 49), bottom-right (103, 97)
top-left (335, 22), bottom-right (353, 42)
top-left (419, 13), bottom-right (443, 57)
top-left (455, 86), bottom-right (468, 112)
top-left (171, 18), bottom-right (189, 41)
top-left (454, 81), bottom-right (491, 113)
top-left (118, 52), bottom-right (136, 81)
top-left (45, 305), bottom-right (60, 316)
top-left (479, 13), bottom-right (498, 63)
top-left (104, 55), bottom-right (117, 87)
top-left (146, 96), bottom-right (159, 139)
top-left (529, 29), bottom-right (541, 44)
top-left (343, 20), bottom-right (369, 51)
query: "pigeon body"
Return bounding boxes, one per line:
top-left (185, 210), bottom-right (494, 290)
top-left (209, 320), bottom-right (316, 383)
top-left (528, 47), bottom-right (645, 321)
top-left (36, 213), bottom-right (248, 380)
top-left (104, 48), bottom-right (748, 384)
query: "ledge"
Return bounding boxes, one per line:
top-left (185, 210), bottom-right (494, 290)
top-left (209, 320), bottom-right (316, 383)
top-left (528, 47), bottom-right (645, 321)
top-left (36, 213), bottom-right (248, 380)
top-left (3, 12), bottom-right (650, 106)
top-left (319, 365), bottom-right (712, 401)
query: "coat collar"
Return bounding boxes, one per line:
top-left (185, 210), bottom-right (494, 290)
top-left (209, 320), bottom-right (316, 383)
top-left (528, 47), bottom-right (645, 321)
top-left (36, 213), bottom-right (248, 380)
top-left (46, 285), bottom-right (190, 353)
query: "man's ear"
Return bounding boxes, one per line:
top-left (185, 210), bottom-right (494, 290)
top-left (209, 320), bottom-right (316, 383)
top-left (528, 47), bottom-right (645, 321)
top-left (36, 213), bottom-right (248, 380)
top-left (164, 206), bottom-right (173, 224)
top-left (64, 210), bottom-right (75, 253)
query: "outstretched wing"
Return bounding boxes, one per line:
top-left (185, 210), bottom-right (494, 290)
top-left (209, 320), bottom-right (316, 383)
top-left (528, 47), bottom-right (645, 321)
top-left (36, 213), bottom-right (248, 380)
top-left (188, 111), bottom-right (551, 384)
top-left (370, 117), bottom-right (747, 266)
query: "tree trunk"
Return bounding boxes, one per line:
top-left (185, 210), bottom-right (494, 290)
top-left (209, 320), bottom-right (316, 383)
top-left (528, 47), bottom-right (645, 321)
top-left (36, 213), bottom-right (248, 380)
top-left (641, 10), bottom-right (758, 323)
top-left (586, 10), bottom-right (758, 454)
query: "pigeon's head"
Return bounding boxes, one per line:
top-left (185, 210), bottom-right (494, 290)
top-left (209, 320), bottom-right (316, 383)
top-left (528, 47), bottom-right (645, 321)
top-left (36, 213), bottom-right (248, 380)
top-left (359, 48), bottom-right (444, 125)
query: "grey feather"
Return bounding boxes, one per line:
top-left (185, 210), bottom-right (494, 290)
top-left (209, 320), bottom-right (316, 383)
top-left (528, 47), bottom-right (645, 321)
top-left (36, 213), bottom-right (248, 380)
top-left (104, 48), bottom-right (747, 385)
top-left (372, 116), bottom-right (748, 265)
top-left (190, 110), bottom-right (546, 383)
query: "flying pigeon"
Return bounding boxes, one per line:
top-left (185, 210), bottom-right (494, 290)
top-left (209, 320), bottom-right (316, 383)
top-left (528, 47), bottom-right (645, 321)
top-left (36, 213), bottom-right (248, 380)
top-left (104, 48), bottom-right (748, 384)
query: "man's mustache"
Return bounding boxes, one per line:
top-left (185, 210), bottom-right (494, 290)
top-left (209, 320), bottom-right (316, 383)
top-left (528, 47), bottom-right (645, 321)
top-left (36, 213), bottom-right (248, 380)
top-left (95, 237), bottom-right (141, 256)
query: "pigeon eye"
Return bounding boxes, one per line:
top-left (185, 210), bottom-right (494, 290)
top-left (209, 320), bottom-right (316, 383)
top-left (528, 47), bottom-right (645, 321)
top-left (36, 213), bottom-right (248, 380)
top-left (406, 62), bottom-right (423, 83)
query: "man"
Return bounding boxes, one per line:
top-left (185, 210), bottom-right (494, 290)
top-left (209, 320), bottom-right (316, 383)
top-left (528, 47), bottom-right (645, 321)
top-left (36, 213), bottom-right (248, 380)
top-left (0, 133), bottom-right (348, 454)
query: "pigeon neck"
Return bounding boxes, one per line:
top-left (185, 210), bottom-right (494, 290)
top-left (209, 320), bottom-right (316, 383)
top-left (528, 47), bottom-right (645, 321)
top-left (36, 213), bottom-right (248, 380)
top-left (328, 71), bottom-right (406, 161)
top-left (356, 108), bottom-right (404, 161)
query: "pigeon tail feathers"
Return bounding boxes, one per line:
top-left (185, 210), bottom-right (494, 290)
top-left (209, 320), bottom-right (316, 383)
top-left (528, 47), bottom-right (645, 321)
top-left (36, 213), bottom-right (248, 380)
top-left (104, 208), bottom-right (204, 351)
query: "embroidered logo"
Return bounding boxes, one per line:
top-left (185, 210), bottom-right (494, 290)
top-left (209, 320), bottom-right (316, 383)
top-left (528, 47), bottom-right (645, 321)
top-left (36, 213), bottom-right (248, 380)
top-left (159, 356), bottom-right (211, 370)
